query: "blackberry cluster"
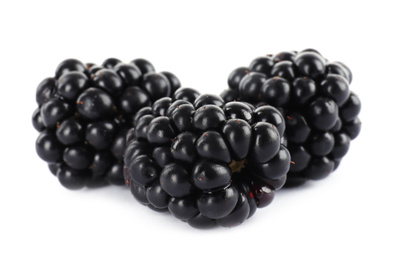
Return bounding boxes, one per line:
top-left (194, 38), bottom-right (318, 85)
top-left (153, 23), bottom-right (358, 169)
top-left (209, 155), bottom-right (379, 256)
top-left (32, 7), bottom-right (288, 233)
top-left (32, 58), bottom-right (181, 189)
top-left (221, 49), bottom-right (361, 186)
top-left (124, 94), bottom-right (290, 228)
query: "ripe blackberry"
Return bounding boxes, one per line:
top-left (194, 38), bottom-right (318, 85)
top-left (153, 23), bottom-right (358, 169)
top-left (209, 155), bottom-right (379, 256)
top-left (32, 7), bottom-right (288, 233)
top-left (124, 95), bottom-right (290, 228)
top-left (33, 58), bottom-right (181, 189)
top-left (225, 49), bottom-right (361, 186)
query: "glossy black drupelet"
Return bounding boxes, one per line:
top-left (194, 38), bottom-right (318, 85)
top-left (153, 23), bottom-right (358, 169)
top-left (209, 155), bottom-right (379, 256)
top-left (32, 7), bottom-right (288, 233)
top-left (225, 49), bottom-right (361, 186)
top-left (33, 58), bottom-right (181, 189)
top-left (124, 95), bottom-right (290, 228)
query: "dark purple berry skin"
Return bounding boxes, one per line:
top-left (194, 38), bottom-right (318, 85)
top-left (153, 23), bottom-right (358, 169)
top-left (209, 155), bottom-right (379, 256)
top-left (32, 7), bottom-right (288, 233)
top-left (307, 132), bottom-right (335, 156)
top-left (249, 57), bottom-right (273, 77)
top-left (251, 145), bottom-right (291, 179)
top-left (220, 89), bottom-right (239, 103)
top-left (216, 191), bottom-right (250, 227)
top-left (228, 67), bottom-right (250, 90)
top-left (146, 117), bottom-right (175, 145)
top-left (237, 181), bottom-right (257, 218)
top-left (170, 132), bottom-right (197, 164)
top-left (196, 131), bottom-right (231, 164)
top-left (302, 156), bottom-right (335, 180)
top-left (319, 74), bottom-right (350, 106)
top-left (325, 62), bottom-right (351, 82)
top-left (332, 61), bottom-right (353, 84)
top-left (194, 94), bottom-right (225, 108)
top-left (305, 97), bottom-right (339, 131)
top-left (141, 72), bottom-right (171, 101)
top-left (285, 112), bottom-right (311, 143)
top-left (340, 92), bottom-right (361, 122)
top-left (224, 102), bottom-right (253, 123)
top-left (343, 117), bottom-right (361, 140)
top-left (168, 197), bottom-right (199, 220)
top-left (93, 69), bottom-right (125, 97)
top-left (88, 64), bottom-right (103, 75)
top-left (254, 173), bottom-right (287, 192)
top-left (32, 108), bottom-right (45, 132)
top-left (119, 86), bottom-right (151, 117)
top-left (90, 151), bottom-right (114, 177)
top-left (339, 62), bottom-right (352, 83)
top-left (76, 88), bottom-right (116, 120)
top-left (197, 185), bottom-right (239, 219)
top-left (166, 100), bottom-right (192, 117)
top-left (36, 131), bottom-right (63, 163)
top-left (130, 181), bottom-right (149, 205)
top-left (57, 165), bottom-right (90, 190)
top-left (334, 158), bottom-right (342, 170)
top-left (172, 88), bottom-right (200, 103)
top-left (36, 77), bottom-right (56, 105)
top-left (56, 118), bottom-right (84, 145)
top-left (124, 139), bottom-right (152, 166)
top-left (225, 49), bottom-right (361, 186)
top-left (301, 48), bottom-right (322, 55)
top-left (253, 106), bottom-right (285, 136)
top-left (130, 58), bottom-right (155, 75)
top-left (48, 163), bottom-right (61, 176)
top-left (153, 97), bottom-right (172, 116)
top-left (329, 132), bottom-right (350, 159)
top-left (251, 185), bottom-right (275, 208)
top-left (124, 97), bottom-right (289, 228)
top-left (147, 181), bottom-right (169, 209)
top-left (86, 177), bottom-right (109, 188)
top-left (55, 59), bottom-right (87, 79)
top-left (135, 114), bottom-right (154, 139)
top-left (288, 143), bottom-right (311, 172)
top-left (152, 146), bottom-right (172, 168)
top-left (133, 107), bottom-right (153, 126)
top-left (273, 51), bottom-right (296, 63)
top-left (111, 128), bottom-right (127, 161)
top-left (106, 163), bottom-right (126, 185)
top-left (193, 105), bottom-right (226, 131)
top-left (160, 163), bottom-right (195, 198)
top-left (282, 174), bottom-right (307, 188)
top-left (102, 58), bottom-right (122, 69)
top-left (57, 72), bottom-right (89, 101)
top-left (40, 99), bottom-right (70, 128)
top-left (249, 122), bottom-right (280, 164)
top-left (239, 72), bottom-right (267, 102)
top-left (85, 120), bottom-right (116, 150)
top-left (34, 58), bottom-right (177, 189)
top-left (294, 51), bottom-right (326, 79)
top-left (114, 63), bottom-right (142, 86)
top-left (222, 119), bottom-right (252, 161)
top-left (192, 160), bottom-right (232, 191)
top-left (291, 77), bottom-right (316, 106)
top-left (122, 125), bottom-right (135, 142)
top-left (170, 103), bottom-right (195, 132)
top-left (330, 117), bottom-right (342, 133)
top-left (63, 145), bottom-right (93, 170)
top-left (161, 71), bottom-right (181, 95)
top-left (261, 76), bottom-right (291, 106)
top-left (129, 155), bottom-right (159, 186)
top-left (271, 61), bottom-right (296, 82)
top-left (187, 213), bottom-right (217, 229)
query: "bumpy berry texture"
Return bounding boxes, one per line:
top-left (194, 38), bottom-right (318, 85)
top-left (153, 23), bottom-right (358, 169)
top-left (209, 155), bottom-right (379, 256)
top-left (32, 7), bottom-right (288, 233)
top-left (124, 95), bottom-right (290, 228)
top-left (222, 49), bottom-right (361, 186)
top-left (33, 58), bottom-right (181, 189)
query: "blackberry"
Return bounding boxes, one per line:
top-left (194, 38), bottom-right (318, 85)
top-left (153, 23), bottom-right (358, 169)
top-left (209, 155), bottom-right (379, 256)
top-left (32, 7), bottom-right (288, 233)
top-left (33, 58), bottom-right (181, 189)
top-left (124, 95), bottom-right (290, 228)
top-left (172, 87), bottom-right (201, 103)
top-left (224, 49), bottom-right (361, 186)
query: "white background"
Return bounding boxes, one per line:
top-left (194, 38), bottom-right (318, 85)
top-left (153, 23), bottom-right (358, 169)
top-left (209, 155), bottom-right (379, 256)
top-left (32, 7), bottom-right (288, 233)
top-left (1, 0), bottom-right (396, 259)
